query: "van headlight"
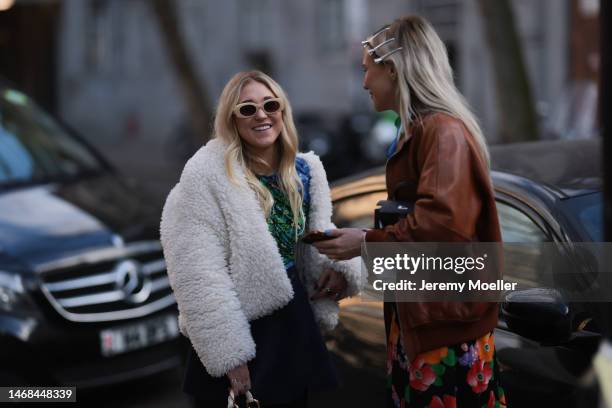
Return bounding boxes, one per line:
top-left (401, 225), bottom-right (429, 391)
top-left (0, 271), bottom-right (27, 312)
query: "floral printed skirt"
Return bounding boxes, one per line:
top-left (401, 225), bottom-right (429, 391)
top-left (387, 305), bottom-right (507, 408)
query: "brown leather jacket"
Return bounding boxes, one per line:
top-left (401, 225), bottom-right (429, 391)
top-left (366, 112), bottom-right (502, 359)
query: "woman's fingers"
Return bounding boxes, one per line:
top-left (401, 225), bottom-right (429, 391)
top-left (227, 364), bottom-right (251, 395)
top-left (323, 228), bottom-right (341, 237)
top-left (310, 269), bottom-right (333, 300)
top-left (337, 280), bottom-right (349, 300)
top-left (312, 229), bottom-right (344, 250)
top-left (328, 270), bottom-right (348, 299)
top-left (312, 228), bottom-right (365, 260)
top-left (316, 270), bottom-right (331, 290)
top-left (311, 269), bottom-right (347, 301)
top-left (230, 379), bottom-right (249, 395)
top-left (330, 270), bottom-right (348, 293)
top-left (313, 241), bottom-right (346, 259)
top-left (310, 286), bottom-right (331, 300)
top-left (312, 239), bottom-right (339, 251)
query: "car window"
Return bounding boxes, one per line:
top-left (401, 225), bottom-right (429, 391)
top-left (578, 203), bottom-right (602, 241)
top-left (333, 191), bottom-right (387, 228)
top-left (496, 201), bottom-right (550, 243)
top-left (496, 201), bottom-right (551, 287)
top-left (560, 192), bottom-right (602, 241)
top-left (334, 192), bottom-right (552, 238)
top-left (0, 88), bottom-right (103, 188)
top-left (334, 193), bottom-right (552, 240)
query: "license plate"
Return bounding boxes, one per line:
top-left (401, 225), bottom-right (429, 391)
top-left (100, 314), bottom-right (179, 357)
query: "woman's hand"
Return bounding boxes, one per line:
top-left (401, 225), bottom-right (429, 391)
top-left (227, 363), bottom-right (251, 395)
top-left (312, 228), bottom-right (366, 260)
top-left (310, 268), bottom-right (348, 301)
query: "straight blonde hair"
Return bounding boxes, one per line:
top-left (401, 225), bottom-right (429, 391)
top-left (366, 15), bottom-right (490, 166)
top-left (213, 71), bottom-right (304, 235)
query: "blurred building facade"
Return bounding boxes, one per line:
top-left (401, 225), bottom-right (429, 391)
top-left (0, 0), bottom-right (61, 112)
top-left (0, 0), bottom-right (601, 191)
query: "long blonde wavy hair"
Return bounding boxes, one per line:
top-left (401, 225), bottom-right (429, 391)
top-left (365, 15), bottom-right (490, 166)
top-left (214, 71), bottom-right (304, 232)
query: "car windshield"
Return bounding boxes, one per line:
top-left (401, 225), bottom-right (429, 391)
top-left (561, 192), bottom-right (603, 241)
top-left (0, 87), bottom-right (103, 189)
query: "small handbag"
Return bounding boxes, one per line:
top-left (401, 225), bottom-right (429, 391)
top-left (374, 181), bottom-right (416, 229)
top-left (227, 390), bottom-right (260, 408)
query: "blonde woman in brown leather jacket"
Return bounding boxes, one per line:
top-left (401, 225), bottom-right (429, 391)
top-left (313, 15), bottom-right (507, 408)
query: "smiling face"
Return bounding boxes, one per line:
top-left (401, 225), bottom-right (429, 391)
top-left (234, 80), bottom-right (284, 152)
top-left (362, 50), bottom-right (398, 112)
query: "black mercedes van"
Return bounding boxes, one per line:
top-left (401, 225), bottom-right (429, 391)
top-left (0, 82), bottom-right (185, 388)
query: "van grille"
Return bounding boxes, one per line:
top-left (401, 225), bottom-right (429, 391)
top-left (38, 241), bottom-right (175, 322)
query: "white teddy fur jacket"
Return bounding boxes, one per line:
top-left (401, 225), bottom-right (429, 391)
top-left (160, 138), bottom-right (362, 377)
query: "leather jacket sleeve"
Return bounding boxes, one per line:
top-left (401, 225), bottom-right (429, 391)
top-left (367, 119), bottom-right (484, 243)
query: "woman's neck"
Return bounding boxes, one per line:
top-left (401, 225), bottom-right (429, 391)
top-left (248, 144), bottom-right (280, 176)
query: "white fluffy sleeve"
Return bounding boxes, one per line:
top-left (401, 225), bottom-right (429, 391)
top-left (160, 162), bottom-right (255, 377)
top-left (300, 152), bottom-right (363, 317)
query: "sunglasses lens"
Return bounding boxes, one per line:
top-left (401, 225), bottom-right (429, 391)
top-left (263, 100), bottom-right (281, 113)
top-left (239, 104), bottom-right (257, 117)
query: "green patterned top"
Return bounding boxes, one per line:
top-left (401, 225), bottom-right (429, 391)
top-left (257, 159), bottom-right (311, 269)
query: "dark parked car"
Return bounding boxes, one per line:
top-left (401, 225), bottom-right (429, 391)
top-left (330, 138), bottom-right (603, 407)
top-left (0, 82), bottom-right (185, 387)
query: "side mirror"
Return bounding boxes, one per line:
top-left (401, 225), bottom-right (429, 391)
top-left (501, 288), bottom-right (572, 344)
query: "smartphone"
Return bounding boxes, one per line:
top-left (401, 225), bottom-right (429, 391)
top-left (301, 230), bottom-right (334, 244)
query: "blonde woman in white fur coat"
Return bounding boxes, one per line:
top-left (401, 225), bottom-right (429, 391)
top-left (160, 71), bottom-right (361, 407)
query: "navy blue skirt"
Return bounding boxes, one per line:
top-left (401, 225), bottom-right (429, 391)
top-left (183, 266), bottom-right (339, 406)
